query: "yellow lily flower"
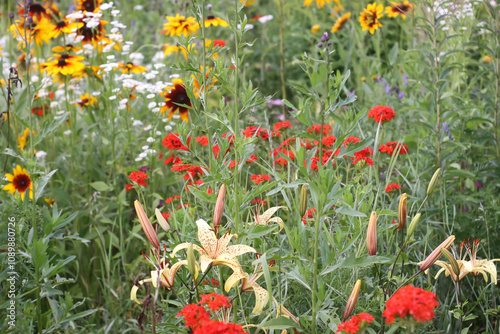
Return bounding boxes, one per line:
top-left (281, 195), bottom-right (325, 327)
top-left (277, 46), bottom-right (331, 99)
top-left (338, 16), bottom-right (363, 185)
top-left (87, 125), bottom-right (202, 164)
top-left (429, 239), bottom-right (499, 284)
top-left (131, 260), bottom-right (192, 304)
top-left (171, 219), bottom-right (256, 273)
top-left (249, 206), bottom-right (287, 233)
top-left (224, 265), bottom-right (269, 314)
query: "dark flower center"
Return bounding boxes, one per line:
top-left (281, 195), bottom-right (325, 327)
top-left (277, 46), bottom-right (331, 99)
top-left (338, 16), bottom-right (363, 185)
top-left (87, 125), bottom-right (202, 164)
top-left (13, 174), bottom-right (31, 192)
top-left (57, 21), bottom-right (66, 28)
top-left (207, 15), bottom-right (215, 20)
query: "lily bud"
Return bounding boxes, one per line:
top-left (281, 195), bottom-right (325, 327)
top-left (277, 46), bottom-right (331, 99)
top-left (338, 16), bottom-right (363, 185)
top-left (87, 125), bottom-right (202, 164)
top-left (427, 168), bottom-right (441, 196)
top-left (299, 184), bottom-right (308, 217)
top-left (420, 235), bottom-right (455, 272)
top-left (213, 184), bottom-right (226, 228)
top-left (134, 201), bottom-right (160, 249)
top-left (398, 193), bottom-right (407, 230)
top-left (366, 211), bottom-right (377, 256)
top-left (155, 208), bottom-right (170, 232)
top-left (187, 243), bottom-right (198, 279)
top-left (440, 248), bottom-right (460, 280)
top-left (343, 279), bottom-right (361, 321)
top-left (406, 213), bottom-right (421, 239)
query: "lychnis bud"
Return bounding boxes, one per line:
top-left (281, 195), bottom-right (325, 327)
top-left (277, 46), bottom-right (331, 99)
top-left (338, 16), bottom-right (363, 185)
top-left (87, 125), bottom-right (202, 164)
top-left (366, 211), bottom-right (377, 256)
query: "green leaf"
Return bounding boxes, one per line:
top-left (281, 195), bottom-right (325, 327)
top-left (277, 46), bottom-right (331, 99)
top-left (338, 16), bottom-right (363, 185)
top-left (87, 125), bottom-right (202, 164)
top-left (90, 181), bottom-right (112, 192)
top-left (335, 206), bottom-right (366, 217)
top-left (388, 42), bottom-right (399, 65)
top-left (286, 267), bottom-right (311, 291)
top-left (339, 255), bottom-right (394, 268)
top-left (259, 317), bottom-right (299, 330)
top-left (35, 169), bottom-right (57, 201)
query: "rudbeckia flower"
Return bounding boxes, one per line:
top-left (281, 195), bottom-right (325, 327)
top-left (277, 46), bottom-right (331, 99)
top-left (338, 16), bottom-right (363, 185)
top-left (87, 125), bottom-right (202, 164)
top-left (3, 165), bottom-right (33, 201)
top-left (77, 0), bottom-right (103, 12)
top-left (160, 79), bottom-right (192, 122)
top-left (41, 53), bottom-right (86, 77)
top-left (162, 14), bottom-right (199, 37)
top-left (331, 12), bottom-right (351, 33)
top-left (385, 1), bottom-right (413, 19)
top-left (303, 0), bottom-right (337, 9)
top-left (50, 19), bottom-right (84, 38)
top-left (118, 61), bottom-right (147, 74)
top-left (76, 93), bottom-right (98, 108)
top-left (204, 15), bottom-right (229, 28)
top-left (359, 3), bottom-right (384, 34)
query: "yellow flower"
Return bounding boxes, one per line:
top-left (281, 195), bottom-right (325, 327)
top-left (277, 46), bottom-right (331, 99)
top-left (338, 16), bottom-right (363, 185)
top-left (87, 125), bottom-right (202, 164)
top-left (52, 44), bottom-right (82, 53)
top-left (311, 24), bottom-right (321, 33)
top-left (331, 12), bottom-right (351, 33)
top-left (192, 66), bottom-right (218, 98)
top-left (10, 17), bottom-right (55, 47)
top-left (224, 265), bottom-right (269, 315)
top-left (385, 1), bottom-right (413, 19)
top-left (303, 0), bottom-right (331, 9)
top-left (77, 93), bottom-right (98, 108)
top-left (50, 19), bottom-right (84, 38)
top-left (171, 219), bottom-right (256, 273)
top-left (249, 206), bottom-right (287, 233)
top-left (17, 128), bottom-right (31, 151)
top-left (44, 198), bottom-right (55, 207)
top-left (205, 15), bottom-right (229, 28)
top-left (359, 3), bottom-right (384, 34)
top-left (3, 165), bottom-right (33, 201)
top-left (163, 43), bottom-right (180, 56)
top-left (162, 14), bottom-right (199, 37)
top-left (41, 53), bottom-right (86, 77)
top-left (241, 0), bottom-right (256, 7)
top-left (482, 55), bottom-right (494, 64)
top-left (118, 61), bottom-right (147, 74)
top-left (160, 78), bottom-right (192, 122)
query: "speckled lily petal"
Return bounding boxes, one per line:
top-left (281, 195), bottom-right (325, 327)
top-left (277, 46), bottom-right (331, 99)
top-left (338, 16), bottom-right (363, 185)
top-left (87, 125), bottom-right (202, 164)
top-left (224, 271), bottom-right (248, 292)
top-left (225, 244), bottom-right (256, 257)
top-left (196, 219), bottom-right (218, 255)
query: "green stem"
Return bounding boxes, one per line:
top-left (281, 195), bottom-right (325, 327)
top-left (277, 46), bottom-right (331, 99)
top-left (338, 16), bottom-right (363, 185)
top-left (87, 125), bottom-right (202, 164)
top-left (277, 0), bottom-right (286, 120)
top-left (233, 0), bottom-right (240, 234)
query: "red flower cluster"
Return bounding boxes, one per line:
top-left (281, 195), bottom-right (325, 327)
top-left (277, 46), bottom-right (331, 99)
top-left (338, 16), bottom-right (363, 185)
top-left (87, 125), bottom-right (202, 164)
top-left (272, 148), bottom-right (295, 166)
top-left (273, 121), bottom-right (293, 136)
top-left (126, 171), bottom-right (149, 190)
top-left (200, 293), bottom-right (231, 311)
top-left (177, 294), bottom-right (246, 333)
top-left (228, 154), bottom-right (258, 169)
top-left (352, 147), bottom-right (373, 166)
top-left (379, 142), bottom-right (408, 155)
top-left (385, 183), bottom-right (402, 193)
top-left (302, 208), bottom-right (316, 225)
top-left (202, 278), bottom-right (220, 287)
top-left (196, 136), bottom-right (209, 146)
top-left (383, 285), bottom-right (439, 324)
top-left (337, 313), bottom-right (375, 334)
top-left (242, 126), bottom-right (270, 140)
top-left (368, 106), bottom-right (396, 123)
top-left (162, 133), bottom-right (190, 151)
top-left (321, 135), bottom-right (337, 148)
top-left (252, 198), bottom-right (267, 206)
top-left (308, 124), bottom-right (332, 135)
top-left (250, 174), bottom-right (271, 184)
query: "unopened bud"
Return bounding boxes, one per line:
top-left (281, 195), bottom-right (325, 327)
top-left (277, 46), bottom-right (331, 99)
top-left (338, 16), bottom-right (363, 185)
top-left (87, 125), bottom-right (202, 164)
top-left (398, 193), bottom-right (407, 230)
top-left (155, 208), bottom-right (170, 232)
top-left (343, 279), bottom-right (361, 321)
top-left (440, 248), bottom-right (460, 280)
top-left (9, 12), bottom-right (14, 19)
top-left (420, 235), bottom-right (455, 272)
top-left (427, 168), bottom-right (441, 196)
top-left (27, 16), bottom-right (33, 24)
top-left (299, 184), bottom-right (308, 217)
top-left (213, 184), bottom-right (226, 228)
top-left (134, 201), bottom-right (160, 249)
top-left (187, 243), bottom-right (198, 279)
top-left (366, 211), bottom-right (377, 256)
top-left (406, 213), bottom-right (421, 239)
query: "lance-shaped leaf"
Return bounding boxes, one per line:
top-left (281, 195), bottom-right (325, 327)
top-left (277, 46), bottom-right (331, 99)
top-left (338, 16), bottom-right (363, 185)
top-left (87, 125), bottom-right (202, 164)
top-left (249, 206), bottom-right (287, 233)
top-left (171, 219), bottom-right (256, 272)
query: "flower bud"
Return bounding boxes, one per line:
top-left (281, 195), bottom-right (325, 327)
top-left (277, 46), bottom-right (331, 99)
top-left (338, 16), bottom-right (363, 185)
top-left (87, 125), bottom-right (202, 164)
top-left (420, 235), bottom-right (455, 272)
top-left (398, 193), bottom-right (407, 230)
top-left (366, 211), bottom-right (377, 256)
top-left (187, 243), bottom-right (198, 279)
top-left (9, 12), bottom-right (14, 19)
top-left (213, 184), bottom-right (226, 228)
top-left (343, 279), bottom-right (361, 321)
top-left (427, 168), bottom-right (441, 196)
top-left (440, 248), bottom-right (460, 280)
top-left (299, 184), bottom-right (308, 217)
top-left (155, 208), bottom-right (170, 232)
top-left (134, 200), bottom-right (160, 249)
top-left (406, 213), bottom-right (421, 239)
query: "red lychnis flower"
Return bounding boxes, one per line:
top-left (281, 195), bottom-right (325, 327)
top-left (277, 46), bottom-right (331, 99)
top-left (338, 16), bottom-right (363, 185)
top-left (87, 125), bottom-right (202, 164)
top-left (352, 147), bottom-right (373, 166)
top-left (242, 126), bottom-right (270, 140)
top-left (273, 121), bottom-right (293, 136)
top-left (193, 320), bottom-right (247, 334)
top-left (177, 304), bottom-right (210, 330)
top-left (162, 133), bottom-right (190, 151)
top-left (308, 124), bottom-right (332, 135)
top-left (250, 174), bottom-right (271, 184)
top-left (199, 293), bottom-right (231, 311)
top-left (337, 313), bottom-right (375, 334)
top-left (272, 148), bottom-right (295, 166)
top-left (302, 208), bottom-right (316, 225)
top-left (196, 136), bottom-right (209, 146)
top-left (383, 285), bottom-right (439, 325)
top-left (252, 198), bottom-right (267, 206)
top-left (385, 183), bottom-right (402, 193)
top-left (129, 171), bottom-right (148, 187)
top-left (368, 106), bottom-right (396, 123)
top-left (379, 142), bottom-right (409, 155)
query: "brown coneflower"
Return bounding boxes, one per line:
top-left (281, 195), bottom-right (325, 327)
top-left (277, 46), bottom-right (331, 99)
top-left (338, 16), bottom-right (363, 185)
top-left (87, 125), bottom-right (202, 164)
top-left (3, 165), bottom-right (33, 201)
top-left (160, 78), bottom-right (192, 123)
top-left (385, 1), bottom-right (413, 19)
top-left (41, 53), bottom-right (86, 77)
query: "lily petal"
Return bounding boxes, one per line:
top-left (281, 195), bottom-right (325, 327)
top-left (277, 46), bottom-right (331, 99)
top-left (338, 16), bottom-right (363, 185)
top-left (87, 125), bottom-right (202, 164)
top-left (196, 219), bottom-right (218, 256)
top-left (225, 244), bottom-right (257, 257)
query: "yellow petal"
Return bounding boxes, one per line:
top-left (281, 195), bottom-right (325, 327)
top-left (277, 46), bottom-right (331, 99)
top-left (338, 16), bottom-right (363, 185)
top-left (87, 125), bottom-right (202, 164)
top-left (130, 278), bottom-right (152, 304)
top-left (224, 271), bottom-right (248, 292)
top-left (171, 242), bottom-right (204, 258)
top-left (196, 219), bottom-right (218, 256)
top-left (251, 281), bottom-right (269, 315)
top-left (225, 244), bottom-right (256, 257)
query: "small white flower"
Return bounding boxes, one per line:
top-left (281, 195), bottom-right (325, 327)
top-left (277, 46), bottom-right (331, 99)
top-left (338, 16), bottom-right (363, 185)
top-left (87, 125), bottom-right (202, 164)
top-left (109, 96), bottom-right (117, 100)
top-left (147, 137), bottom-right (155, 143)
top-left (258, 15), bottom-right (274, 24)
top-left (144, 125), bottom-right (153, 131)
top-left (107, 55), bottom-right (116, 60)
top-left (92, 92), bottom-right (101, 96)
top-left (152, 107), bottom-right (160, 113)
top-left (156, 131), bottom-right (162, 136)
top-left (139, 152), bottom-right (148, 158)
top-left (35, 151), bottom-right (47, 159)
top-left (64, 130), bottom-right (72, 136)
top-left (134, 5), bottom-right (143, 10)
top-left (154, 63), bottom-right (166, 69)
top-left (148, 102), bottom-right (157, 108)
top-left (31, 75), bottom-right (39, 82)
top-left (164, 125), bottom-right (172, 131)
top-left (147, 94), bottom-right (155, 99)
top-left (135, 157), bottom-right (143, 162)
top-left (133, 120), bottom-right (144, 127)
top-left (111, 10), bottom-right (120, 16)
top-left (142, 145), bottom-right (149, 150)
